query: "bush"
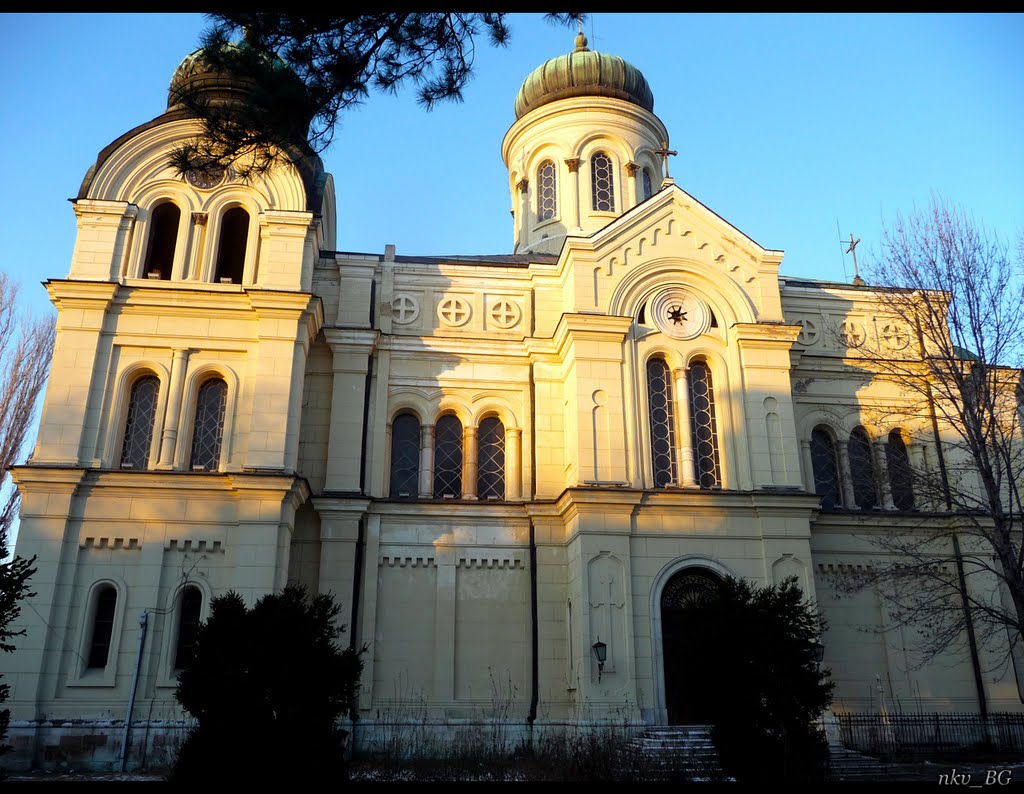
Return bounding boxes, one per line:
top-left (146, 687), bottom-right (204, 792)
top-left (676, 576), bottom-right (834, 783)
top-left (170, 584), bottom-right (363, 783)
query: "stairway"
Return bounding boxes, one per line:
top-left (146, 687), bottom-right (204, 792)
top-left (623, 725), bottom-right (725, 781)
top-left (827, 746), bottom-right (888, 780)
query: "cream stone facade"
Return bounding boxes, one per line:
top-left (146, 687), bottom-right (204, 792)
top-left (5, 34), bottom-right (1022, 770)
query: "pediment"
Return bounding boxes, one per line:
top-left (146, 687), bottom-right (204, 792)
top-left (556, 185), bottom-right (785, 322)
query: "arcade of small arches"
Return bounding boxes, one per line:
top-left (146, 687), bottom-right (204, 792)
top-left (116, 366), bottom-right (231, 473)
top-left (806, 424), bottom-right (916, 512)
top-left (136, 198), bottom-right (253, 285)
top-left (387, 409), bottom-right (523, 501)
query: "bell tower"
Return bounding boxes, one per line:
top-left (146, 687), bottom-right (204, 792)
top-left (501, 32), bottom-right (669, 255)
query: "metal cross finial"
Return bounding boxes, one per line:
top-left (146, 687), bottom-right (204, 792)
top-left (654, 140), bottom-right (678, 180)
top-left (844, 233), bottom-right (865, 285)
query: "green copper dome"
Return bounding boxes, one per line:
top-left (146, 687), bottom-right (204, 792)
top-left (513, 33), bottom-right (654, 120)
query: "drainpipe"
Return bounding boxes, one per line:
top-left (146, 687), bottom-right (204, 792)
top-left (527, 519), bottom-right (539, 746)
top-left (119, 611), bottom-right (149, 773)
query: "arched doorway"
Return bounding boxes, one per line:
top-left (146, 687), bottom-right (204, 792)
top-left (660, 567), bottom-right (722, 724)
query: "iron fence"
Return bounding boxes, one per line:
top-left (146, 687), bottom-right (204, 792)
top-left (837, 712), bottom-right (1024, 760)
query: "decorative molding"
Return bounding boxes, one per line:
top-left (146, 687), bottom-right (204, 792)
top-left (380, 555), bottom-right (435, 568)
top-left (80, 537), bottom-right (141, 551)
top-left (564, 158), bottom-right (582, 173)
top-left (624, 161), bottom-right (640, 177)
top-left (489, 299), bottom-right (521, 329)
top-left (516, 177), bottom-right (529, 193)
top-left (457, 557), bottom-right (524, 570)
top-left (165, 539), bottom-right (224, 553)
top-left (438, 296), bottom-right (472, 327)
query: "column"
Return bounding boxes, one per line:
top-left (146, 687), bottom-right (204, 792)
top-left (564, 158), bottom-right (582, 231)
top-left (418, 424), bottom-right (434, 498)
top-left (157, 348), bottom-right (189, 469)
top-left (463, 424), bottom-right (478, 500)
top-left (875, 438), bottom-right (893, 510)
top-left (186, 212), bottom-right (208, 281)
top-left (837, 438), bottom-right (857, 508)
top-left (505, 426), bottom-right (522, 500)
top-left (672, 367), bottom-right (697, 487)
top-left (800, 438), bottom-right (816, 493)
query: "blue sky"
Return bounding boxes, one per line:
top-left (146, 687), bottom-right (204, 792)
top-left (2, 12), bottom-right (1023, 323)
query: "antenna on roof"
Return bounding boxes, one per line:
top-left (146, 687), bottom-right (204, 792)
top-left (844, 232), bottom-right (865, 286)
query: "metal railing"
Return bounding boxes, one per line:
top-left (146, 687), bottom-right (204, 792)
top-left (837, 713), bottom-right (1024, 759)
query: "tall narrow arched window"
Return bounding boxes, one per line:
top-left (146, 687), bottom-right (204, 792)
top-left (591, 151), bottom-right (615, 212)
top-left (190, 378), bottom-right (228, 472)
top-left (848, 427), bottom-right (878, 510)
top-left (389, 413), bottom-right (420, 498)
top-left (433, 414), bottom-right (463, 498)
top-left (688, 361), bottom-right (721, 488)
top-left (478, 417), bottom-right (505, 500)
top-left (887, 429), bottom-right (915, 510)
top-left (87, 586), bottom-right (118, 669)
top-left (214, 207), bottom-right (249, 284)
top-left (143, 202), bottom-right (180, 280)
top-left (120, 375), bottom-right (159, 470)
top-left (642, 167), bottom-right (654, 201)
top-left (810, 426), bottom-right (842, 510)
top-left (537, 160), bottom-right (557, 222)
top-left (173, 586), bottom-right (202, 670)
top-left (647, 357), bottom-right (677, 488)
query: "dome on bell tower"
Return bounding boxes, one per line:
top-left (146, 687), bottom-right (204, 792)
top-left (502, 33), bottom-right (669, 255)
top-left (513, 32), bottom-right (654, 120)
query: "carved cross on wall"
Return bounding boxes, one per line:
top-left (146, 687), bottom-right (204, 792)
top-left (590, 571), bottom-right (625, 673)
top-left (654, 140), bottom-right (678, 180)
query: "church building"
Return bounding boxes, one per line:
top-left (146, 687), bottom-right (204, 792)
top-left (6, 31), bottom-right (1021, 769)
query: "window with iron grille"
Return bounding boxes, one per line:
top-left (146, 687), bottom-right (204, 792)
top-left (433, 414), bottom-right (463, 498)
top-left (642, 168), bottom-right (654, 201)
top-left (190, 378), bottom-right (227, 472)
top-left (389, 413), bottom-right (420, 498)
top-left (537, 160), bottom-right (557, 222)
top-left (87, 586), bottom-right (117, 669)
top-left (143, 202), bottom-right (179, 280)
top-left (120, 375), bottom-right (159, 470)
top-left (647, 357), bottom-right (677, 487)
top-left (810, 426), bottom-right (842, 510)
top-left (848, 427), bottom-right (878, 509)
top-left (477, 417), bottom-right (505, 500)
top-left (886, 430), bottom-right (915, 510)
top-left (214, 207), bottom-right (249, 284)
top-left (591, 152), bottom-right (615, 212)
top-left (688, 361), bottom-right (721, 488)
top-left (174, 586), bottom-right (202, 669)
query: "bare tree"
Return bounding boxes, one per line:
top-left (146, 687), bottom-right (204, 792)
top-left (831, 199), bottom-right (1024, 695)
top-left (171, 12), bottom-right (582, 180)
top-left (0, 272), bottom-right (55, 761)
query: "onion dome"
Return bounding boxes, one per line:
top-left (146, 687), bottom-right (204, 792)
top-left (513, 32), bottom-right (654, 120)
top-left (167, 44), bottom-right (263, 110)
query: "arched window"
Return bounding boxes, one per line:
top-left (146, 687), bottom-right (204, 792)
top-left (848, 427), bottom-right (878, 510)
top-left (642, 167), bottom-right (654, 201)
top-left (688, 361), bottom-right (721, 488)
top-left (537, 160), bottom-right (557, 222)
top-left (389, 413), bottom-right (420, 498)
top-left (87, 585), bottom-right (118, 669)
top-left (810, 426), bottom-right (842, 510)
top-left (647, 357), bottom-right (677, 488)
top-left (143, 202), bottom-right (180, 280)
top-left (886, 429), bottom-right (915, 510)
top-left (214, 207), bottom-right (249, 284)
top-left (190, 378), bottom-right (228, 472)
top-left (173, 586), bottom-right (203, 670)
top-left (120, 375), bottom-right (159, 470)
top-left (591, 152), bottom-right (615, 212)
top-left (478, 416), bottom-right (505, 500)
top-left (433, 414), bottom-right (463, 498)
